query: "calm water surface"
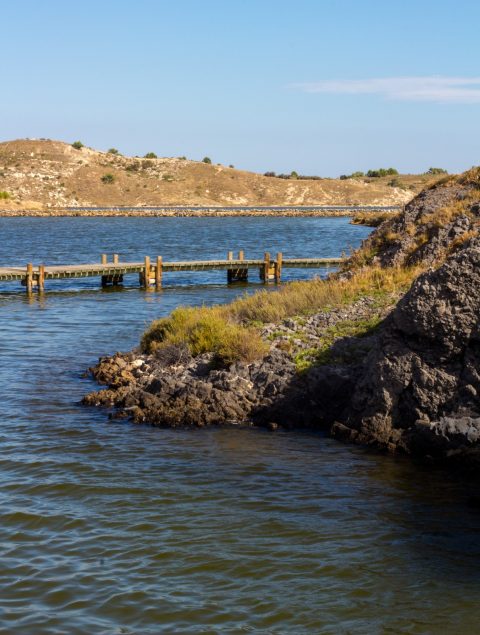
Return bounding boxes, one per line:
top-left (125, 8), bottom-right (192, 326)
top-left (1, 217), bottom-right (480, 634)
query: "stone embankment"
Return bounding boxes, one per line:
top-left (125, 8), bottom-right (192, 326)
top-left (0, 207), bottom-right (396, 218)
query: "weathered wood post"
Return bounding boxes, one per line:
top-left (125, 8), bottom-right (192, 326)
top-left (38, 264), bottom-right (45, 292)
top-left (26, 263), bottom-right (33, 294)
top-left (227, 250), bottom-right (233, 283)
top-left (113, 254), bottom-right (119, 264)
top-left (142, 256), bottom-right (151, 289)
top-left (260, 252), bottom-right (271, 282)
top-left (101, 254), bottom-right (107, 265)
top-left (275, 252), bottom-right (282, 284)
top-left (155, 256), bottom-right (163, 290)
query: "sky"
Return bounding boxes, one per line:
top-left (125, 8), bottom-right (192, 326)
top-left (2, 0), bottom-right (479, 176)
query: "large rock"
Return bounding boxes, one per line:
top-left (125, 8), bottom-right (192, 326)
top-left (333, 236), bottom-right (480, 463)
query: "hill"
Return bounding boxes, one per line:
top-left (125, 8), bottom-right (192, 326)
top-left (0, 139), bottom-right (438, 210)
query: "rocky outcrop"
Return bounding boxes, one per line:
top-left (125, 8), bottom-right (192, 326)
top-left (83, 170), bottom-right (480, 469)
top-left (361, 178), bottom-right (480, 268)
top-left (82, 297), bottom-right (383, 430)
top-left (333, 236), bottom-right (480, 465)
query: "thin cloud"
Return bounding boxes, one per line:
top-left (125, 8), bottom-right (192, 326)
top-left (295, 77), bottom-right (480, 103)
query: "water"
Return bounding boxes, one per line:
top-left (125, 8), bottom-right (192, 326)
top-left (1, 217), bottom-right (480, 634)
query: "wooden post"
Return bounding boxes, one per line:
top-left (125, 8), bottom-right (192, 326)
top-left (227, 250), bottom-right (233, 283)
top-left (155, 256), bottom-right (162, 290)
top-left (113, 254), bottom-right (119, 264)
top-left (238, 250), bottom-right (244, 261)
top-left (101, 254), bottom-right (107, 265)
top-left (143, 256), bottom-right (151, 289)
top-left (26, 263), bottom-right (33, 294)
top-left (38, 264), bottom-right (45, 292)
top-left (275, 252), bottom-right (282, 284)
top-left (261, 252), bottom-right (271, 283)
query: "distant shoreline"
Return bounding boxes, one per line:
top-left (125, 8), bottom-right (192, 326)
top-left (0, 205), bottom-right (401, 218)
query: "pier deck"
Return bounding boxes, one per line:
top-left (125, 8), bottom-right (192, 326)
top-left (0, 253), bottom-right (344, 293)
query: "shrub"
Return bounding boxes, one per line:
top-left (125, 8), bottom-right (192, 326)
top-left (107, 148), bottom-right (120, 155)
top-left (264, 171), bottom-right (276, 177)
top-left (202, 157), bottom-right (212, 164)
top-left (72, 141), bottom-right (84, 150)
top-left (0, 191), bottom-right (10, 199)
top-left (427, 167), bottom-right (448, 175)
top-left (367, 168), bottom-right (398, 178)
top-left (290, 170), bottom-right (299, 179)
top-left (126, 163), bottom-right (139, 172)
top-left (101, 173), bottom-right (115, 184)
top-left (177, 156), bottom-right (187, 160)
top-left (229, 164), bottom-right (234, 168)
top-left (144, 152), bottom-right (157, 159)
top-left (141, 266), bottom-right (421, 365)
top-left (141, 306), bottom-right (267, 366)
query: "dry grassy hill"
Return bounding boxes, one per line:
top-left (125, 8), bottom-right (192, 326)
top-left (0, 139), bottom-right (438, 210)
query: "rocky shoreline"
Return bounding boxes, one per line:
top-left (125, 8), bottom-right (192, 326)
top-left (83, 170), bottom-right (480, 470)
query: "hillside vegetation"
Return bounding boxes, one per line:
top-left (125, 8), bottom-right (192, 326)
top-left (0, 139), bottom-right (438, 210)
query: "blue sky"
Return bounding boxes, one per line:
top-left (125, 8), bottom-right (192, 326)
top-left (2, 0), bottom-right (479, 175)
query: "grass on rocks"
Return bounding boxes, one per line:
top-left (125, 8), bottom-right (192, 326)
top-left (141, 266), bottom-right (421, 365)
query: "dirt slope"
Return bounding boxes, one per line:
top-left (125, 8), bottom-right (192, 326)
top-left (0, 139), bottom-right (437, 209)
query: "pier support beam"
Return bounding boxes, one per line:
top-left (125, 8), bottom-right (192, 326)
top-left (155, 256), bottom-right (163, 290)
top-left (38, 264), bottom-right (45, 292)
top-left (101, 254), bottom-right (124, 287)
top-left (260, 252), bottom-right (275, 283)
top-left (275, 252), bottom-right (282, 284)
top-left (227, 250), bottom-right (248, 283)
top-left (140, 256), bottom-right (153, 289)
top-left (25, 263), bottom-right (34, 294)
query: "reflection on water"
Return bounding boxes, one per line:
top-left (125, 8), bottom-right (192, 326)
top-left (1, 217), bottom-right (480, 634)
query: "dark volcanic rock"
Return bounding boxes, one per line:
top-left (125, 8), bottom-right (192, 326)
top-left (333, 236), bottom-right (480, 464)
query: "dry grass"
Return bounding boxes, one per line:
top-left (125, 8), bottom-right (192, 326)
top-left (141, 266), bottom-right (422, 365)
top-left (141, 306), bottom-right (268, 365)
top-left (421, 195), bottom-right (477, 228)
top-left (351, 211), bottom-right (399, 227)
top-left (446, 229), bottom-right (479, 254)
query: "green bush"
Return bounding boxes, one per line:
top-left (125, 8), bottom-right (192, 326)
top-left (290, 170), bottom-right (299, 179)
top-left (101, 173), bottom-right (115, 184)
top-left (427, 167), bottom-right (448, 175)
top-left (72, 141), bottom-right (84, 150)
top-left (0, 191), bottom-right (10, 199)
top-left (144, 152), bottom-right (157, 159)
top-left (107, 148), bottom-right (120, 155)
top-left (141, 306), bottom-right (267, 366)
top-left (366, 168), bottom-right (399, 178)
top-left (202, 156), bottom-right (212, 164)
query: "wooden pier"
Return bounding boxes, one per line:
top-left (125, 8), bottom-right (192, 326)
top-left (0, 252), bottom-right (344, 293)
